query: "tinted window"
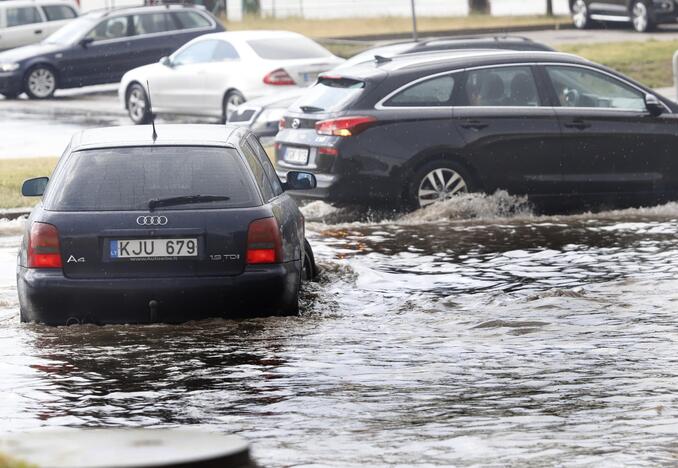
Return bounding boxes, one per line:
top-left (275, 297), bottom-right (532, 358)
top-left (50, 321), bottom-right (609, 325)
top-left (44, 146), bottom-right (259, 211)
top-left (42, 5), bottom-right (76, 21)
top-left (385, 75), bottom-right (455, 107)
top-left (172, 11), bottom-right (210, 29)
top-left (173, 40), bottom-right (216, 65)
top-left (213, 40), bottom-right (239, 60)
top-left (463, 66), bottom-right (540, 107)
top-left (546, 65), bottom-right (645, 111)
top-left (247, 135), bottom-right (283, 196)
top-left (240, 140), bottom-right (275, 201)
top-left (132, 13), bottom-right (173, 35)
top-left (6, 6), bottom-right (41, 27)
top-left (247, 37), bottom-right (332, 60)
top-left (87, 16), bottom-right (129, 41)
top-left (292, 77), bottom-right (364, 113)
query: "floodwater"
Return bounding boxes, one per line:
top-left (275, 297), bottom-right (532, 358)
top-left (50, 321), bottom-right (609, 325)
top-left (3, 193), bottom-right (678, 466)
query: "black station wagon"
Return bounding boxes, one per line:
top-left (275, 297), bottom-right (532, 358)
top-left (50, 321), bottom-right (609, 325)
top-left (275, 50), bottom-right (678, 211)
top-left (18, 125), bottom-right (317, 325)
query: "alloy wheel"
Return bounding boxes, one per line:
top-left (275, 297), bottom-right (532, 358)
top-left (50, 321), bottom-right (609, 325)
top-left (27, 67), bottom-right (55, 98)
top-left (572, 0), bottom-right (588, 29)
top-left (632, 2), bottom-right (649, 32)
top-left (417, 167), bottom-right (468, 208)
top-left (128, 87), bottom-right (147, 123)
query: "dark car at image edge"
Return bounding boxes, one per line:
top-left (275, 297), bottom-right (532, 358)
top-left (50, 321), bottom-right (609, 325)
top-left (571, 0), bottom-right (678, 32)
top-left (18, 124), bottom-right (317, 325)
top-left (275, 49), bottom-right (678, 211)
top-left (0, 4), bottom-right (222, 99)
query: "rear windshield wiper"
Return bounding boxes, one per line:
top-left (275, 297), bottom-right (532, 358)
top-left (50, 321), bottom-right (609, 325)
top-left (299, 105), bottom-right (324, 113)
top-left (148, 195), bottom-right (231, 211)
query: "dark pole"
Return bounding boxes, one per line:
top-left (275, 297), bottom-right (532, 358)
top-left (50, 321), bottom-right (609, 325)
top-left (410, 0), bottom-right (418, 42)
top-left (546, 0), bottom-right (553, 16)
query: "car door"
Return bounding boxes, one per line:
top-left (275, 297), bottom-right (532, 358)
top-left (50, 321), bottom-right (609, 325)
top-left (452, 64), bottom-right (563, 196)
top-left (201, 39), bottom-right (241, 115)
top-left (59, 15), bottom-right (133, 86)
top-left (2, 5), bottom-right (46, 50)
top-left (543, 63), bottom-right (678, 199)
top-left (589, 0), bottom-right (629, 18)
top-left (128, 12), bottom-right (178, 71)
top-left (150, 39), bottom-right (215, 112)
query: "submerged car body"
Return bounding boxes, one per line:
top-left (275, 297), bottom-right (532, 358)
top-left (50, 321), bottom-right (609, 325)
top-left (18, 124), bottom-right (317, 325)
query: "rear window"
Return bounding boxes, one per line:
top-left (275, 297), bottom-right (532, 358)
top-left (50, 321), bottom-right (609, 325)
top-left (247, 37), bottom-right (332, 60)
top-left (44, 146), bottom-right (259, 211)
top-left (292, 77), bottom-right (365, 113)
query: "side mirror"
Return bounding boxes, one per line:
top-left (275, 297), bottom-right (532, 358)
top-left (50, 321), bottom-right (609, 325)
top-left (160, 56), bottom-right (172, 67)
top-left (645, 94), bottom-right (664, 117)
top-left (283, 171), bottom-right (317, 191)
top-left (22, 177), bottom-right (49, 197)
top-left (79, 37), bottom-right (94, 48)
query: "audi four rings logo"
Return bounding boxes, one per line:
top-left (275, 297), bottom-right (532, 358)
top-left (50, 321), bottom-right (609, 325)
top-left (136, 216), bottom-right (168, 226)
top-left (291, 118), bottom-right (301, 129)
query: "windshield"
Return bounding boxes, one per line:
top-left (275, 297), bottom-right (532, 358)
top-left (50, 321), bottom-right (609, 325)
top-left (291, 77), bottom-right (365, 113)
top-left (247, 37), bottom-right (333, 60)
top-left (44, 15), bottom-right (98, 45)
top-left (44, 146), bottom-right (259, 211)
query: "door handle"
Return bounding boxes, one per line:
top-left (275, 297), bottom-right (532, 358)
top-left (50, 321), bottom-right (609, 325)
top-left (460, 120), bottom-right (488, 131)
top-left (564, 119), bottom-right (591, 130)
top-left (34, 29), bottom-right (43, 34)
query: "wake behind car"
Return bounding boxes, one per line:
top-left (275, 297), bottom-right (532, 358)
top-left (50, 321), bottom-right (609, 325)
top-left (18, 125), bottom-right (317, 325)
top-left (275, 50), bottom-right (678, 211)
top-left (0, 4), bottom-right (222, 99)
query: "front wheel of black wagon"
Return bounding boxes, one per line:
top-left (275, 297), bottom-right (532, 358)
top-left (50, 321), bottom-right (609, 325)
top-left (407, 160), bottom-right (475, 210)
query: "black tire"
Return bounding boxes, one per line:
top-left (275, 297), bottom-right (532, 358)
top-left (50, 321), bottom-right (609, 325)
top-left (302, 238), bottom-right (317, 281)
top-left (571, 0), bottom-right (594, 29)
top-left (20, 308), bottom-right (28, 323)
top-left (126, 83), bottom-right (152, 124)
top-left (631, 0), bottom-right (654, 32)
top-left (407, 159), bottom-right (475, 210)
top-left (222, 90), bottom-right (245, 124)
top-left (24, 65), bottom-right (57, 99)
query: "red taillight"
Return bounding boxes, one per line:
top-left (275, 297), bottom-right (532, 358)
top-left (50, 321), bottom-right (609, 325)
top-left (28, 222), bottom-right (62, 269)
top-left (263, 68), bottom-right (296, 86)
top-left (247, 217), bottom-right (282, 265)
top-left (315, 116), bottom-right (376, 137)
top-left (318, 146), bottom-right (339, 156)
top-left (278, 117), bottom-right (286, 130)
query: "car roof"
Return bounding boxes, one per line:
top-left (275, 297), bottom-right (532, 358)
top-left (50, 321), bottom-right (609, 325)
top-left (0, 0), bottom-right (75, 6)
top-left (83, 4), bottom-right (207, 18)
top-left (69, 125), bottom-right (242, 151)
top-left (198, 30), bottom-right (308, 41)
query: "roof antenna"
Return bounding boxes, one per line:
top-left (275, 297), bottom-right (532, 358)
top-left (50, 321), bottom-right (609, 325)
top-left (146, 80), bottom-right (157, 142)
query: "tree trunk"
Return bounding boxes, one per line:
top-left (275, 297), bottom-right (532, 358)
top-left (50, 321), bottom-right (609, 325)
top-left (546, 0), bottom-right (553, 16)
top-left (469, 0), bottom-right (490, 14)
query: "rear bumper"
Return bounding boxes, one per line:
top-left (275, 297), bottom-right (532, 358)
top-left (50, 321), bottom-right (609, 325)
top-left (17, 263), bottom-right (300, 325)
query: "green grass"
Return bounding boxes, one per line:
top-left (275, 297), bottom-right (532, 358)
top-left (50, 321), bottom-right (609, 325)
top-left (559, 39), bottom-right (678, 89)
top-left (0, 157), bottom-right (57, 209)
top-left (0, 452), bottom-right (37, 468)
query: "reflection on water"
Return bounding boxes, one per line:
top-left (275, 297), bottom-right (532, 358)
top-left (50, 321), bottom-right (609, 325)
top-left (3, 197), bottom-right (678, 466)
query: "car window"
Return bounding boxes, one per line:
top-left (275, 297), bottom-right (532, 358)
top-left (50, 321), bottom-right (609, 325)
top-left (545, 65), bottom-right (646, 111)
top-left (6, 6), bottom-right (42, 27)
top-left (43, 146), bottom-right (259, 211)
top-left (212, 40), bottom-right (239, 60)
top-left (246, 135), bottom-right (283, 196)
top-left (131, 13), bottom-right (173, 35)
top-left (172, 11), bottom-right (210, 29)
top-left (240, 139), bottom-right (276, 201)
top-left (462, 66), bottom-right (540, 107)
top-left (42, 5), bottom-right (76, 21)
top-left (173, 40), bottom-right (217, 65)
top-left (384, 75), bottom-right (456, 107)
top-left (247, 36), bottom-right (332, 60)
top-left (86, 16), bottom-right (129, 41)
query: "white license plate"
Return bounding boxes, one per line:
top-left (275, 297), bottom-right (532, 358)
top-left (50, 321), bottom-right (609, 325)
top-left (110, 238), bottom-right (198, 259)
top-left (302, 72), bottom-right (319, 84)
top-left (284, 147), bottom-right (309, 165)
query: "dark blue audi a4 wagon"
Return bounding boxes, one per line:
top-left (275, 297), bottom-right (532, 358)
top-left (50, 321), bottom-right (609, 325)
top-left (18, 125), bottom-right (317, 325)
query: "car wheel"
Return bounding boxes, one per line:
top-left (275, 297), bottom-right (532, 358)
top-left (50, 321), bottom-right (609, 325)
top-left (571, 0), bottom-right (592, 29)
top-left (302, 238), bottom-right (317, 281)
top-left (127, 83), bottom-right (152, 125)
top-left (408, 160), bottom-right (474, 210)
top-left (222, 90), bottom-right (245, 123)
top-left (632, 1), bottom-right (654, 32)
top-left (24, 65), bottom-right (57, 99)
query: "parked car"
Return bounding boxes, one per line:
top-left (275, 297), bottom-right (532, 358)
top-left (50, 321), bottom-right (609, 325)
top-left (18, 124), bottom-right (318, 325)
top-left (229, 35), bottom-right (554, 137)
top-left (571, 0), bottom-right (674, 32)
top-left (275, 50), bottom-right (678, 211)
top-left (0, 5), bottom-right (222, 99)
top-left (0, 0), bottom-right (78, 51)
top-left (119, 30), bottom-right (345, 124)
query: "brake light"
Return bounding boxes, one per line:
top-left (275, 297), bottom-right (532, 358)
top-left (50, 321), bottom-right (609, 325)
top-left (28, 222), bottom-right (62, 269)
top-left (318, 147), bottom-right (339, 156)
top-left (278, 117), bottom-right (286, 130)
top-left (247, 217), bottom-right (282, 264)
top-left (263, 68), bottom-right (295, 86)
top-left (315, 116), bottom-right (376, 137)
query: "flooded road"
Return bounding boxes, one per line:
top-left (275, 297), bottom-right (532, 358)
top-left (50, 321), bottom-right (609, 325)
top-left (3, 195), bottom-right (678, 466)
